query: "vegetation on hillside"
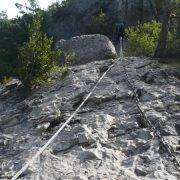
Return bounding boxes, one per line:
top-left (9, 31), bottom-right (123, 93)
top-left (154, 0), bottom-right (179, 57)
top-left (85, 10), bottom-right (114, 37)
top-left (0, 0), bottom-right (72, 88)
top-left (0, 13), bottom-right (32, 82)
top-left (125, 21), bottom-right (161, 57)
top-left (17, 13), bottom-right (60, 89)
top-left (125, 0), bottom-right (179, 57)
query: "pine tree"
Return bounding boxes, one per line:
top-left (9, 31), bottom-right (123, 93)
top-left (154, 0), bottom-right (177, 57)
top-left (18, 13), bottom-right (59, 89)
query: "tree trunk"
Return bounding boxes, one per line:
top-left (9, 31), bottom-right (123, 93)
top-left (124, 0), bottom-right (128, 24)
top-left (140, 0), bottom-right (144, 23)
top-left (148, 0), bottom-right (159, 22)
top-left (154, 1), bottom-right (171, 58)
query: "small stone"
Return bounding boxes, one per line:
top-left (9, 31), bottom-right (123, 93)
top-left (80, 148), bottom-right (102, 161)
top-left (121, 157), bottom-right (135, 167)
top-left (139, 155), bottom-right (151, 163)
top-left (132, 129), bottom-right (152, 141)
top-left (141, 71), bottom-right (155, 84)
top-left (175, 123), bottom-right (180, 135)
top-left (36, 122), bottom-right (50, 132)
top-left (174, 94), bottom-right (180, 101)
top-left (135, 166), bottom-right (148, 176)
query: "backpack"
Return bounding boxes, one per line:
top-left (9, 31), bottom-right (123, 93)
top-left (115, 23), bottom-right (125, 42)
top-left (116, 23), bottom-right (125, 35)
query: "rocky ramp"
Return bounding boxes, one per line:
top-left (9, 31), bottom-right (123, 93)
top-left (0, 57), bottom-right (180, 179)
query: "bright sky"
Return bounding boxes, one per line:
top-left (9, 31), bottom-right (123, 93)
top-left (0, 0), bottom-right (62, 19)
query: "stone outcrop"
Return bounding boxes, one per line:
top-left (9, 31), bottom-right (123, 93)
top-left (55, 34), bottom-right (117, 65)
top-left (0, 57), bottom-right (180, 179)
top-left (51, 0), bottom-right (163, 40)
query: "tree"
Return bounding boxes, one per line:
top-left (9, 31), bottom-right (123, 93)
top-left (0, 10), bottom-right (8, 19)
top-left (28, 0), bottom-right (39, 10)
top-left (148, 0), bottom-right (160, 22)
top-left (176, 0), bottom-right (180, 38)
top-left (17, 13), bottom-right (59, 89)
top-left (139, 0), bottom-right (144, 23)
top-left (154, 0), bottom-right (177, 57)
top-left (124, 0), bottom-right (128, 23)
top-left (126, 21), bottom-right (161, 56)
top-left (155, 0), bottom-right (164, 18)
top-left (0, 12), bottom-right (33, 82)
top-left (0, 17), bottom-right (20, 80)
top-left (15, 0), bottom-right (39, 15)
top-left (85, 9), bottom-right (116, 37)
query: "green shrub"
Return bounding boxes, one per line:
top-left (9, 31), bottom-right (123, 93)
top-left (165, 29), bottom-right (180, 57)
top-left (0, 13), bottom-right (33, 82)
top-left (60, 0), bottom-right (74, 8)
top-left (85, 9), bottom-right (116, 38)
top-left (17, 13), bottom-right (60, 89)
top-left (125, 21), bottom-right (161, 56)
top-left (166, 1), bottom-right (180, 57)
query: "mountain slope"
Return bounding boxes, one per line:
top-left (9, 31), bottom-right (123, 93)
top-left (0, 57), bottom-right (179, 179)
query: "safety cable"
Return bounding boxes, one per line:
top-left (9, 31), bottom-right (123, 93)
top-left (11, 48), bottom-right (121, 180)
top-left (11, 37), bottom-right (179, 179)
top-left (119, 38), bottom-right (180, 170)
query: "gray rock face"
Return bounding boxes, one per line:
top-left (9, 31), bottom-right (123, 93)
top-left (0, 57), bottom-right (180, 179)
top-left (51, 0), bottom-right (163, 40)
top-left (55, 34), bottom-right (117, 65)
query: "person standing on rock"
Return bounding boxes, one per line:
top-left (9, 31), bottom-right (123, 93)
top-left (115, 23), bottom-right (126, 49)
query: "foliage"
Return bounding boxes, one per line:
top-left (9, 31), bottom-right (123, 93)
top-left (1, 0), bottom-right (179, 85)
top-left (85, 9), bottom-right (115, 38)
top-left (177, 3), bottom-right (180, 31)
top-left (171, 0), bottom-right (180, 57)
top-left (15, 0), bottom-right (40, 15)
top-left (59, 52), bottom-right (75, 67)
top-left (177, 0), bottom-right (180, 38)
top-left (155, 0), bottom-right (164, 15)
top-left (156, 0), bottom-right (180, 57)
top-left (0, 10), bottom-right (8, 19)
top-left (0, 2), bottom-right (73, 86)
top-left (60, 0), bottom-right (74, 8)
top-left (17, 13), bottom-right (60, 88)
top-left (0, 18), bottom-right (14, 80)
top-left (125, 21), bottom-right (162, 56)
top-left (0, 12), bottom-right (33, 82)
top-left (166, 29), bottom-right (180, 57)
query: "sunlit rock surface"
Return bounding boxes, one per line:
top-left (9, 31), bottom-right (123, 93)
top-left (55, 34), bottom-right (117, 65)
top-left (0, 57), bottom-right (180, 179)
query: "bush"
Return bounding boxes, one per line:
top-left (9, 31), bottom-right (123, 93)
top-left (166, 2), bottom-right (180, 57)
top-left (166, 29), bottom-right (180, 57)
top-left (17, 13), bottom-right (60, 89)
top-left (85, 9), bottom-right (116, 38)
top-left (60, 0), bottom-right (74, 8)
top-left (125, 21), bottom-right (161, 56)
top-left (0, 13), bottom-right (33, 82)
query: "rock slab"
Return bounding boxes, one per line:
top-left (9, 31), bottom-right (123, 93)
top-left (0, 57), bottom-right (180, 180)
top-left (55, 34), bottom-right (117, 65)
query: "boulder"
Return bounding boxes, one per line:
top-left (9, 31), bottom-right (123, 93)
top-left (55, 34), bottom-right (117, 65)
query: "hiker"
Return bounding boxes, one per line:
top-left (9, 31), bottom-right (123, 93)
top-left (114, 23), bottom-right (126, 47)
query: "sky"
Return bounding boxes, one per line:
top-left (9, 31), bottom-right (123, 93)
top-left (0, 0), bottom-right (63, 19)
